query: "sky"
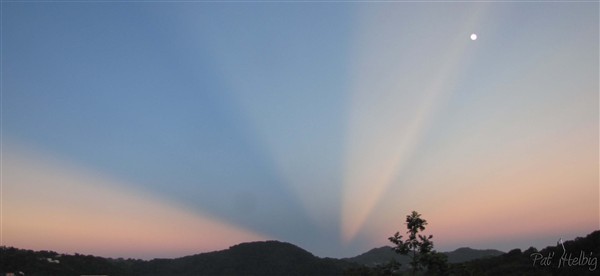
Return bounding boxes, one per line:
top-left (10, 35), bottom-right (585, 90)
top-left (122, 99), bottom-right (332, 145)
top-left (1, 1), bottom-right (598, 260)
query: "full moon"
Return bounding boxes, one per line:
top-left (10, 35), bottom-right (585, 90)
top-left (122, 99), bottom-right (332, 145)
top-left (470, 33), bottom-right (477, 40)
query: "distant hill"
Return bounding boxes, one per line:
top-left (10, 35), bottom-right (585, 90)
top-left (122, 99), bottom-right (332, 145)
top-left (343, 246), bottom-right (408, 267)
top-left (343, 245), bottom-right (503, 267)
top-left (445, 247), bottom-right (504, 263)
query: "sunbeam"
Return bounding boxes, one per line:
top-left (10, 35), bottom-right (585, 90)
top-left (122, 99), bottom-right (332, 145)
top-left (342, 4), bottom-right (490, 244)
top-left (3, 2), bottom-right (597, 261)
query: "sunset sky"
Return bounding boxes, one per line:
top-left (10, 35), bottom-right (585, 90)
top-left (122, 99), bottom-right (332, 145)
top-left (2, 1), bottom-right (598, 259)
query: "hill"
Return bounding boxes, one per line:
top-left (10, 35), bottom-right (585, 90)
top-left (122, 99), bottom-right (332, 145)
top-left (2, 231), bottom-right (598, 275)
top-left (343, 245), bottom-right (503, 267)
top-left (445, 247), bottom-right (504, 263)
top-left (141, 241), bottom-right (353, 275)
top-left (0, 240), bottom-right (355, 275)
top-left (449, 230), bottom-right (600, 275)
top-left (343, 246), bottom-right (408, 267)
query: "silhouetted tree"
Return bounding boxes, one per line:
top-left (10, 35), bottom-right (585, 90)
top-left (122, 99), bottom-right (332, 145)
top-left (388, 211), bottom-right (442, 275)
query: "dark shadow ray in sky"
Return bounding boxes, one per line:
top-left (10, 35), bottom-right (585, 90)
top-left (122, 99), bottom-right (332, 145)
top-left (3, 3), bottom-right (321, 250)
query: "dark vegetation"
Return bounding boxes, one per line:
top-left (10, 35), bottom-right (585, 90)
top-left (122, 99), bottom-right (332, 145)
top-left (0, 241), bottom-right (354, 275)
top-left (344, 246), bottom-right (503, 267)
top-left (444, 247), bottom-right (504, 263)
top-left (388, 211), bottom-right (440, 275)
top-left (447, 230), bottom-right (600, 276)
top-left (345, 230), bottom-right (599, 276)
top-left (1, 231), bottom-right (598, 275)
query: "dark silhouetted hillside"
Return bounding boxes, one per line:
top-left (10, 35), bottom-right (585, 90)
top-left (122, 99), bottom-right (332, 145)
top-left (140, 240), bottom-right (353, 275)
top-left (2, 231), bottom-right (598, 275)
top-left (343, 246), bottom-right (408, 267)
top-left (0, 241), bottom-right (355, 275)
top-left (343, 245), bottom-right (503, 267)
top-left (445, 247), bottom-right (503, 263)
top-left (449, 230), bottom-right (600, 275)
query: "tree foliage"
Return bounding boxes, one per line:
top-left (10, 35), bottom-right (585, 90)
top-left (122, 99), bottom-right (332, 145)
top-left (448, 230), bottom-right (600, 275)
top-left (388, 211), bottom-right (445, 275)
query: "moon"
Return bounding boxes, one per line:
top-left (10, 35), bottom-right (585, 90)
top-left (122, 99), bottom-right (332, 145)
top-left (470, 33), bottom-right (477, 41)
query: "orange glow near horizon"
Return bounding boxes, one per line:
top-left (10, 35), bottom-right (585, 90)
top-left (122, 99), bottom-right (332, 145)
top-left (2, 143), bottom-right (268, 259)
top-left (363, 120), bottom-right (598, 251)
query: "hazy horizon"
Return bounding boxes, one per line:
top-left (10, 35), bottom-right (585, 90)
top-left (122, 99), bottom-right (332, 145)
top-left (2, 1), bottom-right (598, 260)
top-left (1, 230), bottom-right (597, 261)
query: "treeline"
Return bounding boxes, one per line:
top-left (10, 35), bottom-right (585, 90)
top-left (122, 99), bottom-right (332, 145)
top-left (0, 247), bottom-right (146, 275)
top-left (1, 241), bottom-right (355, 275)
top-left (448, 230), bottom-right (599, 276)
top-left (1, 231), bottom-right (598, 275)
top-left (345, 230), bottom-right (599, 275)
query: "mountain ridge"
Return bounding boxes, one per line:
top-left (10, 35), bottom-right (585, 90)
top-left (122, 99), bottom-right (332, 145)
top-left (342, 245), bottom-right (504, 267)
top-left (0, 242), bottom-right (505, 275)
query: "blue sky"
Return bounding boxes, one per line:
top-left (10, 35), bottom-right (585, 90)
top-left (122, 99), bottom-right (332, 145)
top-left (3, 1), bottom-right (598, 259)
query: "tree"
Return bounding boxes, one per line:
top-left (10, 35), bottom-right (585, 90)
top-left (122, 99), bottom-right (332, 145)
top-left (388, 211), bottom-right (440, 275)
